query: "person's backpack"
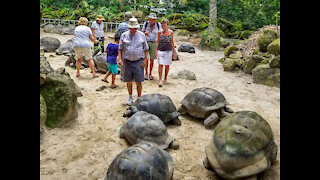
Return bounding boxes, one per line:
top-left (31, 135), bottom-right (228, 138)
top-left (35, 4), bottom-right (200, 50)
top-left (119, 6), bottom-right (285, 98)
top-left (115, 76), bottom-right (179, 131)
top-left (143, 21), bottom-right (160, 32)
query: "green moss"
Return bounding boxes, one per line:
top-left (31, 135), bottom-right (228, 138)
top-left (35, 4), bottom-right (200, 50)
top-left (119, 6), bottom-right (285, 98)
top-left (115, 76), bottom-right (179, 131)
top-left (224, 45), bottom-right (238, 57)
top-left (267, 38), bottom-right (280, 56)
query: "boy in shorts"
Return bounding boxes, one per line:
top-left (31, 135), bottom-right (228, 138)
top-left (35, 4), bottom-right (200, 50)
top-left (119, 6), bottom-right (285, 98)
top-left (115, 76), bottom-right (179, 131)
top-left (101, 33), bottom-right (121, 88)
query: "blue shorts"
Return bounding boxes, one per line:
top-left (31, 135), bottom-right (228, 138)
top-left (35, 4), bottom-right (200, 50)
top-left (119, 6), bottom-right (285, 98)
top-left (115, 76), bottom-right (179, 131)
top-left (107, 63), bottom-right (118, 75)
top-left (123, 58), bottom-right (144, 83)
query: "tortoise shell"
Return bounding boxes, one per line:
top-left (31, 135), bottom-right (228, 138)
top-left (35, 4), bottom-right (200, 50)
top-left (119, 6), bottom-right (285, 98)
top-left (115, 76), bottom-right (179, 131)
top-left (131, 94), bottom-right (180, 124)
top-left (181, 87), bottom-right (228, 118)
top-left (120, 111), bottom-right (174, 149)
top-left (106, 142), bottom-right (174, 180)
top-left (205, 111), bottom-right (277, 179)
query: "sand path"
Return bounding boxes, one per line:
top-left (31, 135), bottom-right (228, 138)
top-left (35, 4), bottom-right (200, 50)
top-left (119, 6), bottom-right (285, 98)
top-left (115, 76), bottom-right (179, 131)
top-left (40, 29), bottom-right (280, 180)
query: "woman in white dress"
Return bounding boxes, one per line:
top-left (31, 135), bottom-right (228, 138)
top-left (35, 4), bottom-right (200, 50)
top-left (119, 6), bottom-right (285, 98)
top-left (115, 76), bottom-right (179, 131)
top-left (155, 18), bottom-right (177, 87)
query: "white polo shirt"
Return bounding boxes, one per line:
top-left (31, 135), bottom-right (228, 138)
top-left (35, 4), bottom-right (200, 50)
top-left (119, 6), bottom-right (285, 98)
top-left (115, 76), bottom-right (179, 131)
top-left (91, 21), bottom-right (104, 38)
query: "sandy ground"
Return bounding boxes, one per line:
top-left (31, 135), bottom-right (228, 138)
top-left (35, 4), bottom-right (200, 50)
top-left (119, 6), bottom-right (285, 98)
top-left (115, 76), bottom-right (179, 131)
top-left (40, 29), bottom-right (280, 180)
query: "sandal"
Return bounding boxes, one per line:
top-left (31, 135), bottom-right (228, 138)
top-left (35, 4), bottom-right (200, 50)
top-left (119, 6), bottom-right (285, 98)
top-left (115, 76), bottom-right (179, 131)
top-left (144, 74), bottom-right (149, 80)
top-left (110, 85), bottom-right (119, 89)
top-left (149, 75), bottom-right (154, 80)
top-left (101, 79), bottom-right (109, 83)
top-left (158, 81), bottom-right (163, 87)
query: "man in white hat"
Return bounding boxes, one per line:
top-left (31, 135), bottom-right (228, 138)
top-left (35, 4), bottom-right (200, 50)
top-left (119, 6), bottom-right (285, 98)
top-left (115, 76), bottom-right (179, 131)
top-left (142, 13), bottom-right (162, 80)
top-left (115, 11), bottom-right (133, 81)
top-left (91, 15), bottom-right (105, 53)
top-left (118, 18), bottom-right (149, 105)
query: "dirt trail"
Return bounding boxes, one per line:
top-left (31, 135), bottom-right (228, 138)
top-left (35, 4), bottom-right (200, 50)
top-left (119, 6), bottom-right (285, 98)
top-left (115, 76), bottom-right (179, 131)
top-left (40, 29), bottom-right (280, 180)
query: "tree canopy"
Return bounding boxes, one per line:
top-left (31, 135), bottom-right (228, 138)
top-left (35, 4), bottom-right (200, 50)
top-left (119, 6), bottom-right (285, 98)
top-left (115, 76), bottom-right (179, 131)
top-left (40, 0), bottom-right (280, 29)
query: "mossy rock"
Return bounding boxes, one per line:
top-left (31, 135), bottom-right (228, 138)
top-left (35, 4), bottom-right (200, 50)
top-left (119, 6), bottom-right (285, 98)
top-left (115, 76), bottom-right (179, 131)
top-left (267, 38), bottom-right (280, 56)
top-left (40, 74), bottom-right (46, 86)
top-left (239, 30), bottom-right (253, 40)
top-left (257, 29), bottom-right (278, 52)
top-left (200, 30), bottom-right (222, 51)
top-left (269, 56), bottom-right (280, 68)
top-left (222, 58), bottom-right (238, 71)
top-left (224, 45), bottom-right (238, 57)
top-left (40, 94), bottom-right (47, 132)
top-left (40, 71), bottom-right (83, 128)
top-left (252, 64), bottom-right (280, 88)
top-left (244, 55), bottom-right (265, 74)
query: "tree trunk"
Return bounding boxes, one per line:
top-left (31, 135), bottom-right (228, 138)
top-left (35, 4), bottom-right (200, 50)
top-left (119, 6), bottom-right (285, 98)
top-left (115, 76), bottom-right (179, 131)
top-left (208, 0), bottom-right (217, 32)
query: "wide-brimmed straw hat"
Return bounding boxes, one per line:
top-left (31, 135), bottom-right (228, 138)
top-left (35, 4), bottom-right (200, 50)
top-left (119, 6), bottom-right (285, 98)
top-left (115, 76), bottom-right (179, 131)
top-left (148, 13), bottom-right (158, 19)
top-left (128, 18), bottom-right (140, 28)
top-left (96, 15), bottom-right (105, 21)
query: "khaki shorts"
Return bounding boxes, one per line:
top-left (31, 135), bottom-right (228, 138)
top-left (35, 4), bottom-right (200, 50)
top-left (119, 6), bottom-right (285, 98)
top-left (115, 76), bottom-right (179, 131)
top-left (74, 46), bottom-right (92, 60)
top-left (147, 41), bottom-right (156, 60)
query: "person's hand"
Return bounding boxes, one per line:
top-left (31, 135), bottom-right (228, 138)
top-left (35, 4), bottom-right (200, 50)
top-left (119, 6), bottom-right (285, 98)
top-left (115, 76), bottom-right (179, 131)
top-left (145, 32), bottom-right (149, 36)
top-left (155, 52), bottom-right (158, 59)
top-left (142, 58), bottom-right (148, 68)
top-left (173, 52), bottom-right (177, 60)
top-left (118, 59), bottom-right (123, 66)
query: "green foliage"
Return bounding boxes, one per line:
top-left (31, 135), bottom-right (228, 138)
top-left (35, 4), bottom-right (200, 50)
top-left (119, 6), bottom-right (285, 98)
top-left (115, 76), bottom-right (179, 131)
top-left (40, 0), bottom-right (280, 29)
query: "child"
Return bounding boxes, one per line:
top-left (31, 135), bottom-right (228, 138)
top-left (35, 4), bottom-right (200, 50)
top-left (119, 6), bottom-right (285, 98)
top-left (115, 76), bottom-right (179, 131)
top-left (101, 33), bottom-right (121, 88)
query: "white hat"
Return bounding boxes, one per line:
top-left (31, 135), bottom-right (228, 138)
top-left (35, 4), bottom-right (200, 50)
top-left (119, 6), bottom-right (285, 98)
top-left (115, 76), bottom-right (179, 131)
top-left (148, 13), bottom-right (158, 19)
top-left (128, 18), bottom-right (140, 28)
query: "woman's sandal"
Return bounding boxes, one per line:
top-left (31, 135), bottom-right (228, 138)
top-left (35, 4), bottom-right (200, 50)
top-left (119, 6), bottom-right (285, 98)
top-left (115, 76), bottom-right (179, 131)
top-left (149, 75), bottom-right (154, 80)
top-left (158, 82), bottom-right (163, 87)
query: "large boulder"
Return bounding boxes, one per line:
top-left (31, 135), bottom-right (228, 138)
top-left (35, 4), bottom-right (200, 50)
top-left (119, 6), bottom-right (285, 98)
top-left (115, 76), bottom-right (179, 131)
top-left (243, 54), bottom-right (265, 74)
top-left (220, 51), bottom-right (244, 71)
top-left (252, 64), bottom-right (280, 88)
top-left (267, 38), bottom-right (280, 56)
top-left (224, 45), bottom-right (238, 57)
top-left (172, 69), bottom-right (196, 80)
top-left (257, 29), bottom-right (278, 52)
top-left (40, 68), bottom-right (83, 128)
top-left (40, 94), bottom-right (47, 132)
top-left (270, 56), bottom-right (280, 68)
top-left (40, 37), bottom-right (61, 52)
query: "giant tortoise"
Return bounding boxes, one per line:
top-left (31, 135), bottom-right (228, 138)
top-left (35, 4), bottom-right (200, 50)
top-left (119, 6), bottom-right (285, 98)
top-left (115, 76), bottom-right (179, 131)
top-left (178, 87), bottom-right (233, 129)
top-left (203, 111), bottom-right (278, 180)
top-left (123, 94), bottom-right (181, 126)
top-left (105, 142), bottom-right (174, 180)
top-left (120, 111), bottom-right (179, 149)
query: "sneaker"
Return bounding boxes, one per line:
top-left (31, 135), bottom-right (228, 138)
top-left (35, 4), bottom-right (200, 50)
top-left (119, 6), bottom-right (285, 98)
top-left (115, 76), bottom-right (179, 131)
top-left (126, 96), bottom-right (133, 105)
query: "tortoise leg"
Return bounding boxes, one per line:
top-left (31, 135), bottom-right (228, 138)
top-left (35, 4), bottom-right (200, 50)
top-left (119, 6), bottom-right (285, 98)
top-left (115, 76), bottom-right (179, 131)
top-left (203, 157), bottom-right (212, 170)
top-left (204, 112), bottom-right (219, 129)
top-left (169, 141), bottom-right (180, 150)
top-left (131, 105), bottom-right (139, 114)
top-left (172, 118), bottom-right (182, 126)
top-left (123, 109), bottom-right (133, 117)
top-left (218, 108), bottom-right (231, 118)
top-left (177, 105), bottom-right (188, 115)
top-left (224, 106), bottom-right (234, 113)
top-left (119, 127), bottom-right (125, 138)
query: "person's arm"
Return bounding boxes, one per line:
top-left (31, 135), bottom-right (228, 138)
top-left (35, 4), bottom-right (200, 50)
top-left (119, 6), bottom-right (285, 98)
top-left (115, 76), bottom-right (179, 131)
top-left (155, 31), bottom-right (161, 59)
top-left (89, 35), bottom-right (99, 44)
top-left (118, 49), bottom-right (123, 66)
top-left (170, 30), bottom-right (176, 59)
